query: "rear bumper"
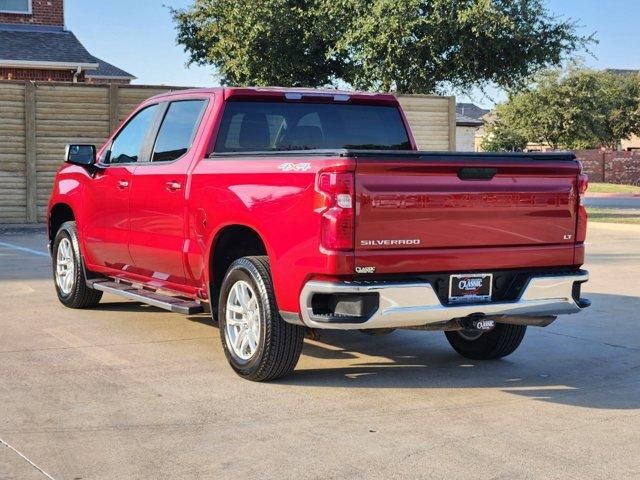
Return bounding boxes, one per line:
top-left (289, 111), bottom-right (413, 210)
top-left (295, 270), bottom-right (589, 330)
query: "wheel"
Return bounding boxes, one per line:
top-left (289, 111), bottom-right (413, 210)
top-left (444, 323), bottom-right (526, 360)
top-left (218, 256), bottom-right (304, 381)
top-left (52, 221), bottom-right (103, 308)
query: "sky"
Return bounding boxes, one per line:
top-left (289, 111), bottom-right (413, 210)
top-left (67, 0), bottom-right (640, 108)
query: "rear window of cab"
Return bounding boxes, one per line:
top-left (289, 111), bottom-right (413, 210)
top-left (214, 101), bottom-right (411, 152)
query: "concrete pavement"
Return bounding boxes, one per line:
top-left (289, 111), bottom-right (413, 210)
top-left (0, 224), bottom-right (639, 480)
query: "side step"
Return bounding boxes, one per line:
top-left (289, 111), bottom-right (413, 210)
top-left (88, 280), bottom-right (204, 315)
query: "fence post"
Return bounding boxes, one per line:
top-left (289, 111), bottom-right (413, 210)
top-left (602, 151), bottom-right (606, 183)
top-left (448, 96), bottom-right (456, 152)
top-left (24, 82), bottom-right (37, 223)
top-left (108, 84), bottom-right (119, 133)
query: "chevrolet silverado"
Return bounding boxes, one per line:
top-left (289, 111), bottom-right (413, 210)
top-left (47, 87), bottom-right (590, 381)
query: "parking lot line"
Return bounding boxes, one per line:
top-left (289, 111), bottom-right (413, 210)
top-left (0, 241), bottom-right (49, 258)
top-left (0, 436), bottom-right (57, 480)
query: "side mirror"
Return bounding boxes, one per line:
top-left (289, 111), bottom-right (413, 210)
top-left (65, 144), bottom-right (96, 166)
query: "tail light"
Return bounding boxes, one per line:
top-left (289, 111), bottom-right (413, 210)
top-left (317, 171), bottom-right (354, 250)
top-left (576, 173), bottom-right (588, 242)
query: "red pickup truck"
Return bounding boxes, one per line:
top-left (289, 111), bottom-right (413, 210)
top-left (47, 87), bottom-right (590, 381)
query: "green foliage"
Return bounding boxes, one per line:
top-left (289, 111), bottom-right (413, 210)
top-left (171, 0), bottom-right (591, 93)
top-left (326, 0), bottom-right (591, 93)
top-left (481, 119), bottom-right (528, 152)
top-left (488, 67), bottom-right (640, 150)
top-left (591, 71), bottom-right (640, 148)
top-left (170, 0), bottom-right (345, 87)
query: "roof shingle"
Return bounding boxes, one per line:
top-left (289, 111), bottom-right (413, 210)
top-left (0, 23), bottom-right (96, 66)
top-left (0, 23), bottom-right (134, 79)
top-left (456, 113), bottom-right (483, 127)
top-left (456, 103), bottom-right (491, 121)
top-left (86, 56), bottom-right (135, 79)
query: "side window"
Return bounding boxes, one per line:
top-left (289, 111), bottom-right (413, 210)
top-left (151, 100), bottom-right (206, 162)
top-left (107, 104), bottom-right (159, 164)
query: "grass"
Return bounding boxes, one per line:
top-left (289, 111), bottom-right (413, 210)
top-left (588, 183), bottom-right (640, 195)
top-left (586, 207), bottom-right (640, 225)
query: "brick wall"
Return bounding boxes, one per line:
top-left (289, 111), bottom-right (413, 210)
top-left (0, 67), bottom-right (79, 82)
top-left (0, 0), bottom-right (64, 26)
top-left (575, 150), bottom-right (640, 185)
top-left (0, 69), bottom-right (131, 84)
top-left (575, 150), bottom-right (605, 182)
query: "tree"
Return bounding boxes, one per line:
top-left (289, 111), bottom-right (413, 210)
top-left (481, 119), bottom-right (528, 152)
top-left (170, 0), bottom-right (346, 87)
top-left (487, 69), bottom-right (581, 150)
top-left (589, 71), bottom-right (640, 149)
top-left (485, 67), bottom-right (640, 151)
top-left (171, 0), bottom-right (592, 93)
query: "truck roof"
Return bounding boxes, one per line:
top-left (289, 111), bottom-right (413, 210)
top-left (146, 86), bottom-right (399, 105)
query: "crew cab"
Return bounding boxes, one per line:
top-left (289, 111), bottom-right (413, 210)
top-left (47, 87), bottom-right (590, 381)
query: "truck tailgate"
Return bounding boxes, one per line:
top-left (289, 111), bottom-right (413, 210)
top-left (354, 153), bottom-right (581, 261)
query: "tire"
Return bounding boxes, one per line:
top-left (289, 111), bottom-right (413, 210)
top-left (52, 221), bottom-right (103, 309)
top-left (218, 256), bottom-right (304, 381)
top-left (444, 323), bottom-right (527, 360)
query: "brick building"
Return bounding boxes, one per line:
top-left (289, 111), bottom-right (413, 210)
top-left (0, 0), bottom-right (134, 83)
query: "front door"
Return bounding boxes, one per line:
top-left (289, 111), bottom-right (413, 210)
top-left (83, 103), bottom-right (160, 270)
top-left (128, 99), bottom-right (208, 287)
top-left (82, 165), bottom-right (135, 269)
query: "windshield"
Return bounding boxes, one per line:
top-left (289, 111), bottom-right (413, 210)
top-left (214, 101), bottom-right (411, 152)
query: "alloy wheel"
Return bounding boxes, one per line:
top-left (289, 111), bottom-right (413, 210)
top-left (55, 237), bottom-right (75, 295)
top-left (225, 280), bottom-right (261, 360)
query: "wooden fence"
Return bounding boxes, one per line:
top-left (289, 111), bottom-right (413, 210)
top-left (396, 94), bottom-right (456, 152)
top-left (0, 82), bottom-right (179, 224)
top-left (0, 81), bottom-right (454, 224)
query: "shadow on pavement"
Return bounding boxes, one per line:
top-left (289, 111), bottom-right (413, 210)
top-left (93, 301), bottom-right (167, 313)
top-left (275, 292), bottom-right (640, 410)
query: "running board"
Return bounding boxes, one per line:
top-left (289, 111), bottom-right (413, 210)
top-left (88, 280), bottom-right (204, 314)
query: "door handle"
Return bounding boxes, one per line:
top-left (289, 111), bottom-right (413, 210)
top-left (117, 179), bottom-right (129, 189)
top-left (165, 180), bottom-right (182, 191)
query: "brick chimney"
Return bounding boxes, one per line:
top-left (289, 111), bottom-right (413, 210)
top-left (0, 0), bottom-right (64, 27)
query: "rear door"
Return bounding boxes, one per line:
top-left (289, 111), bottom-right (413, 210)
top-left (128, 99), bottom-right (208, 286)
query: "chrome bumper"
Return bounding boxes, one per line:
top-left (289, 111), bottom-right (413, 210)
top-left (298, 271), bottom-right (589, 330)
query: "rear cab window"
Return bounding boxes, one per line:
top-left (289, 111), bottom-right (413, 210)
top-left (214, 101), bottom-right (411, 152)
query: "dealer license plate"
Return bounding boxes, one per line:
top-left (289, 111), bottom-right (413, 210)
top-left (448, 273), bottom-right (493, 304)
